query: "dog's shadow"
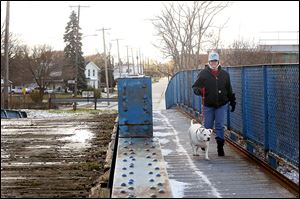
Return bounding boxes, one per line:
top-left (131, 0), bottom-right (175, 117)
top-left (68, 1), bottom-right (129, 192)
top-left (191, 155), bottom-right (211, 161)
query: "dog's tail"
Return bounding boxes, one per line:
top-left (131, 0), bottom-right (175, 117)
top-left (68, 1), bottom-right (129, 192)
top-left (191, 119), bottom-right (196, 125)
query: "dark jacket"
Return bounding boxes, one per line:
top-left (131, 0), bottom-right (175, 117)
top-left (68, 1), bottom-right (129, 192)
top-left (192, 65), bottom-right (235, 108)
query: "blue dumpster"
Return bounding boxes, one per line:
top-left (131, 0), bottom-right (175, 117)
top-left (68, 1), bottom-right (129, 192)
top-left (117, 76), bottom-right (153, 137)
top-left (1, 109), bottom-right (27, 119)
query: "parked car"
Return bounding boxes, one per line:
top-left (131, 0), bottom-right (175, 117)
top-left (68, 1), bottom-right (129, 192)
top-left (44, 89), bottom-right (54, 94)
top-left (11, 87), bottom-right (32, 94)
top-left (10, 88), bottom-right (23, 94)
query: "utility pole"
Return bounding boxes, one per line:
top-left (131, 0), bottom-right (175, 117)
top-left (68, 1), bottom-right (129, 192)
top-left (3, 1), bottom-right (10, 109)
top-left (142, 53), bottom-right (145, 75)
top-left (125, 45), bottom-right (129, 75)
top-left (139, 48), bottom-right (142, 75)
top-left (69, 4), bottom-right (89, 110)
top-left (112, 38), bottom-right (123, 78)
top-left (148, 57), bottom-right (150, 74)
top-left (96, 28), bottom-right (111, 105)
top-left (131, 48), bottom-right (135, 75)
top-left (136, 50), bottom-right (139, 76)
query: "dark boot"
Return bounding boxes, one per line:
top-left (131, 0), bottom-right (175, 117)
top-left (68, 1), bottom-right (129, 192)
top-left (216, 139), bottom-right (225, 156)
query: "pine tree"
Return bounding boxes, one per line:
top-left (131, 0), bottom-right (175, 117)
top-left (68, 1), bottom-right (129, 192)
top-left (63, 11), bottom-right (87, 92)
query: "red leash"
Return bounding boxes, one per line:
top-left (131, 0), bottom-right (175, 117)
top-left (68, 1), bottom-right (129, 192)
top-left (201, 88), bottom-right (205, 123)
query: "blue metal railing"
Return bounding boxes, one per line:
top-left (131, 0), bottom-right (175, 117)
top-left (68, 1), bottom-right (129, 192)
top-left (165, 64), bottom-right (299, 167)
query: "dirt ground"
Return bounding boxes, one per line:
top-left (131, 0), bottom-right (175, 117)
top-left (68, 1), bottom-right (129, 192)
top-left (1, 112), bottom-right (117, 198)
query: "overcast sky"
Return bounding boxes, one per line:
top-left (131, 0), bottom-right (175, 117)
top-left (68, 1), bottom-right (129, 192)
top-left (1, 1), bottom-right (299, 63)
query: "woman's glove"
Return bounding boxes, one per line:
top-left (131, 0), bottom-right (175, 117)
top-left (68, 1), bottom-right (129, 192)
top-left (229, 101), bottom-right (236, 112)
top-left (192, 87), bottom-right (202, 96)
top-left (229, 93), bottom-right (236, 112)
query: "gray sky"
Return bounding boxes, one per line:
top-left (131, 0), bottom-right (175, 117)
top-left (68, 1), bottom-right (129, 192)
top-left (1, 1), bottom-right (299, 63)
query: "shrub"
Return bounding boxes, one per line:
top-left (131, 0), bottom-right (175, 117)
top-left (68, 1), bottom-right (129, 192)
top-left (29, 90), bottom-right (43, 103)
top-left (85, 87), bottom-right (101, 98)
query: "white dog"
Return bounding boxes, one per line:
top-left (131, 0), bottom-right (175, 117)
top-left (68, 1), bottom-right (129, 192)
top-left (188, 119), bottom-right (213, 160)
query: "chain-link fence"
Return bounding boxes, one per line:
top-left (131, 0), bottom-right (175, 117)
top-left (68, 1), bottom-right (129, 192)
top-left (165, 64), bottom-right (299, 166)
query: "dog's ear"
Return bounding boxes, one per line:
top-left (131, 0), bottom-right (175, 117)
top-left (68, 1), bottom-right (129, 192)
top-left (209, 129), bottom-right (213, 134)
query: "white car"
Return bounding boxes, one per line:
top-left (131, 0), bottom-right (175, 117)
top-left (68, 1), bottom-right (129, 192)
top-left (44, 89), bottom-right (54, 94)
top-left (10, 88), bottom-right (23, 94)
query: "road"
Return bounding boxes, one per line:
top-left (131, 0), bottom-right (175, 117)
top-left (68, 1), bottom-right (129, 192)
top-left (152, 77), bottom-right (168, 111)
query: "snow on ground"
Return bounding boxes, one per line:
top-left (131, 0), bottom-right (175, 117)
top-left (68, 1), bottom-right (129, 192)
top-left (20, 109), bottom-right (79, 119)
top-left (169, 179), bottom-right (189, 198)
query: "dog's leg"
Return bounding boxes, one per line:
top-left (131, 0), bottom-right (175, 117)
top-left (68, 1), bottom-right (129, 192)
top-left (191, 145), bottom-right (196, 156)
top-left (205, 143), bottom-right (210, 160)
top-left (195, 146), bottom-right (199, 156)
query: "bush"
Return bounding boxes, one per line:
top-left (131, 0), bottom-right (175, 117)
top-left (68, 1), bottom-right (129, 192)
top-left (85, 87), bottom-right (101, 98)
top-left (29, 90), bottom-right (43, 103)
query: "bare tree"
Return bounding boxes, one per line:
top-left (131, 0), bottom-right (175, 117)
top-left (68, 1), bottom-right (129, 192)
top-left (1, 22), bottom-right (23, 76)
top-left (208, 17), bottom-right (230, 51)
top-left (26, 45), bottom-right (55, 100)
top-left (221, 39), bottom-right (273, 66)
top-left (152, 1), bottom-right (230, 73)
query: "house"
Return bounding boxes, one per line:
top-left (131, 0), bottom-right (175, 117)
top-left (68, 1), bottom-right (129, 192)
top-left (47, 71), bottom-right (64, 92)
top-left (85, 61), bottom-right (101, 89)
top-left (1, 78), bottom-right (13, 93)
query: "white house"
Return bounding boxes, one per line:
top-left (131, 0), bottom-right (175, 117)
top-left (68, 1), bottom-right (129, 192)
top-left (85, 61), bottom-right (101, 89)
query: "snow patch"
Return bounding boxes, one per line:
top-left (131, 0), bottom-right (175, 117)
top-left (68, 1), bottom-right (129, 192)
top-left (154, 131), bottom-right (173, 137)
top-left (21, 109), bottom-right (77, 118)
top-left (159, 138), bottom-right (170, 145)
top-left (169, 179), bottom-right (189, 198)
top-left (161, 148), bottom-right (173, 156)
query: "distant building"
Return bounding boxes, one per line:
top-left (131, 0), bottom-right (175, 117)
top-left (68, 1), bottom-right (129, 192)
top-left (85, 61), bottom-right (101, 89)
top-left (259, 44), bottom-right (298, 53)
top-left (47, 71), bottom-right (64, 92)
top-left (258, 44), bottom-right (299, 63)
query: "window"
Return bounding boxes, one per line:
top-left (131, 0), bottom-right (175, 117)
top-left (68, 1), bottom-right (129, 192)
top-left (88, 69), bottom-right (90, 77)
top-left (93, 69), bottom-right (95, 77)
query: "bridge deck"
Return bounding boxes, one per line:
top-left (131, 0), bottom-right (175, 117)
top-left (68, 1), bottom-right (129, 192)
top-left (153, 109), bottom-right (295, 198)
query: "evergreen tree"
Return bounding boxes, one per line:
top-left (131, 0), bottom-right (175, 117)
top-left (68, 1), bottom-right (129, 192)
top-left (63, 11), bottom-right (87, 92)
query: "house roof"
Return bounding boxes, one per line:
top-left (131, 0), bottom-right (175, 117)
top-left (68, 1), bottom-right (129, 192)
top-left (85, 61), bottom-right (101, 71)
top-left (1, 78), bottom-right (13, 84)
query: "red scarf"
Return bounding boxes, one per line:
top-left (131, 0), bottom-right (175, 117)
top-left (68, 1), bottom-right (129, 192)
top-left (210, 69), bottom-right (220, 77)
